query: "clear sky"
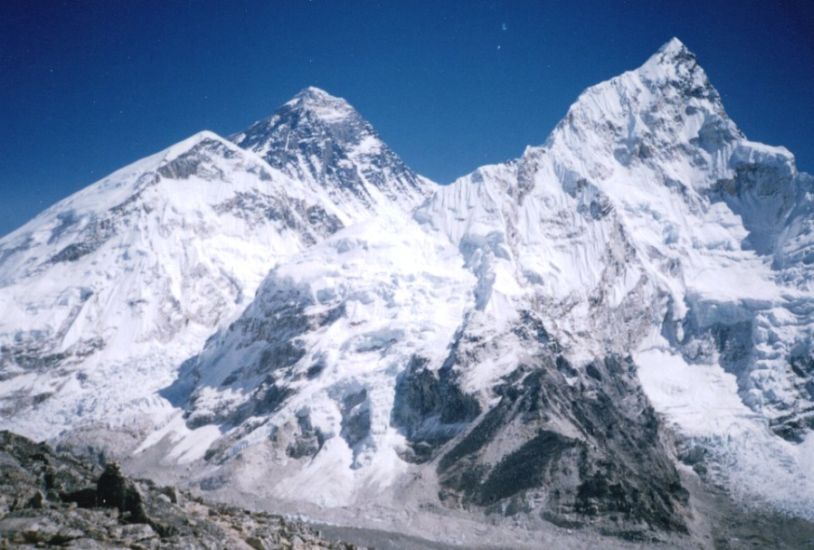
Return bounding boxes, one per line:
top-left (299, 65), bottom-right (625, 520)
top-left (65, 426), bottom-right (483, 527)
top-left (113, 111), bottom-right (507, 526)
top-left (1, 0), bottom-right (812, 237)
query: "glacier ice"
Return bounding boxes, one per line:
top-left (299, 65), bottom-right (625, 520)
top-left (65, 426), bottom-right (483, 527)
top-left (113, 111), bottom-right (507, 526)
top-left (1, 37), bottom-right (813, 544)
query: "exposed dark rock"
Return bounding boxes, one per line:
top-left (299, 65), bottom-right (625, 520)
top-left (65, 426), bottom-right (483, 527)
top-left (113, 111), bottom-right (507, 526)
top-left (339, 387), bottom-right (371, 456)
top-left (0, 430), bottom-right (359, 548)
top-left (50, 241), bottom-right (98, 263)
top-left (434, 344), bottom-right (689, 540)
top-left (156, 137), bottom-right (235, 180)
top-left (178, 280), bottom-right (318, 429)
top-left (48, 217), bottom-right (115, 264)
top-left (391, 355), bottom-right (481, 463)
top-left (60, 487), bottom-right (97, 508)
top-left (213, 191), bottom-right (343, 244)
top-left (306, 361), bottom-right (326, 379)
top-left (233, 87), bottom-right (425, 206)
top-left (286, 409), bottom-right (327, 459)
top-left (253, 382), bottom-right (296, 417)
top-left (96, 463), bottom-right (147, 523)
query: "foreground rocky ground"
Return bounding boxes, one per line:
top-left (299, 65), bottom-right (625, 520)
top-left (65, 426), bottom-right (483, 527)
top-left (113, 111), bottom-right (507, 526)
top-left (0, 430), bottom-right (358, 549)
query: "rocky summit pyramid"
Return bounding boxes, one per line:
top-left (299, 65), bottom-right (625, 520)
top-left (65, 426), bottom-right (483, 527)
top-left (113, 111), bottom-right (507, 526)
top-left (233, 86), bottom-right (432, 221)
top-left (1, 38), bottom-right (813, 548)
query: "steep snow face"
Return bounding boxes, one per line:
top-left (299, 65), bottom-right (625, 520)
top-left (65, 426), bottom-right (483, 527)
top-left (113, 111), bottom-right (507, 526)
top-left (147, 147), bottom-right (693, 536)
top-left (232, 87), bottom-right (433, 222)
top-left (150, 38), bottom-right (814, 526)
top-left (0, 131), bottom-right (344, 439)
top-left (155, 209), bottom-right (690, 537)
top-left (0, 88), bottom-right (438, 445)
top-left (3, 37), bottom-right (814, 537)
top-left (544, 38), bottom-right (814, 442)
top-left (160, 214), bottom-right (476, 506)
top-left (415, 148), bottom-right (661, 367)
top-left (418, 37), bottom-right (814, 515)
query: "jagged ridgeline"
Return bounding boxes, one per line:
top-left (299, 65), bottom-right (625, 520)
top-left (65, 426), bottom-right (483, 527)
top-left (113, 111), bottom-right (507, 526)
top-left (0, 38), bottom-right (813, 548)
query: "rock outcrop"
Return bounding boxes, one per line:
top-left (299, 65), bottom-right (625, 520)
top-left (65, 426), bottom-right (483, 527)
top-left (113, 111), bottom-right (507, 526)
top-left (0, 430), bottom-right (357, 549)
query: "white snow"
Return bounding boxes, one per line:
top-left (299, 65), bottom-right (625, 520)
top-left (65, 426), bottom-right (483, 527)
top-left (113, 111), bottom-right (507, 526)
top-left (0, 130), bottom-right (348, 439)
top-left (1, 39), bottom-right (813, 525)
top-left (637, 332), bottom-right (814, 518)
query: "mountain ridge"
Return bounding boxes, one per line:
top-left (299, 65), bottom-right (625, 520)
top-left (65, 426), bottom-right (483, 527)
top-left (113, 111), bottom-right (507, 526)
top-left (1, 38), bottom-right (813, 548)
top-left (0, 88), bottom-right (428, 443)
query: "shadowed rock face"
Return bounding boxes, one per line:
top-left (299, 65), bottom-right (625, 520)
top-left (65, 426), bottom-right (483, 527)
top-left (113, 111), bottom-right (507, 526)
top-left (95, 463), bottom-right (147, 523)
top-left (233, 87), bottom-right (429, 209)
top-left (384, 305), bottom-right (690, 540)
top-left (431, 352), bottom-right (689, 539)
top-left (338, 387), bottom-right (372, 465)
top-left (214, 191), bottom-right (344, 246)
top-left (0, 430), bottom-right (358, 548)
top-left (391, 355), bottom-right (482, 464)
top-left (286, 409), bottom-right (327, 459)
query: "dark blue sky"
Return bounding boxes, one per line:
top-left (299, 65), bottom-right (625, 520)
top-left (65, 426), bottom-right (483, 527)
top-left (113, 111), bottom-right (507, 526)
top-left (1, 1), bottom-right (812, 237)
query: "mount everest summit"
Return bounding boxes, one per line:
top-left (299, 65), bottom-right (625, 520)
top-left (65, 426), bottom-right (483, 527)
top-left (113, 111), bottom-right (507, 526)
top-left (1, 38), bottom-right (813, 547)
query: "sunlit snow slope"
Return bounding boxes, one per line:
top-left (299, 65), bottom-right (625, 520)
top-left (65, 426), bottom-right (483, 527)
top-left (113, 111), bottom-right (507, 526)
top-left (418, 37), bottom-right (814, 515)
top-left (0, 132), bottom-right (340, 438)
top-left (154, 39), bottom-right (814, 529)
top-left (0, 89), bottom-right (432, 445)
top-left (1, 38), bottom-right (813, 542)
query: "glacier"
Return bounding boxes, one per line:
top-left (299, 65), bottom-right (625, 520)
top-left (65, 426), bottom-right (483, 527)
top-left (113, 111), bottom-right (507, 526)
top-left (1, 38), bottom-right (813, 547)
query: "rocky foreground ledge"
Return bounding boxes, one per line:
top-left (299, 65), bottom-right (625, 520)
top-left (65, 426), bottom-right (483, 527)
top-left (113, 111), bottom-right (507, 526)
top-left (0, 430), bottom-right (358, 549)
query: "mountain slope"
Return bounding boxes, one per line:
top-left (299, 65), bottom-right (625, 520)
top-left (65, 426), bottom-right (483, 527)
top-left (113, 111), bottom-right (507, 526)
top-left (0, 86), bottom-right (435, 451)
top-left (137, 39), bottom-right (814, 543)
top-left (1, 38), bottom-right (813, 548)
top-left (0, 131), bottom-right (347, 443)
top-left (419, 37), bottom-right (814, 514)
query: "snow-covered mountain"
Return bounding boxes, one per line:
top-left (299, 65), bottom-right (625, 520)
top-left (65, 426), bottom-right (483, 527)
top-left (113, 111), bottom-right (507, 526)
top-left (0, 132), bottom-right (332, 441)
top-left (1, 38), bottom-right (813, 547)
top-left (0, 89), bottom-right (429, 445)
top-left (414, 37), bottom-right (814, 519)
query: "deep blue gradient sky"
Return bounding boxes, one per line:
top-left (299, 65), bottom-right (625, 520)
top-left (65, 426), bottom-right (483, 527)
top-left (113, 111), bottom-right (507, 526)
top-left (1, 0), bottom-right (812, 237)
